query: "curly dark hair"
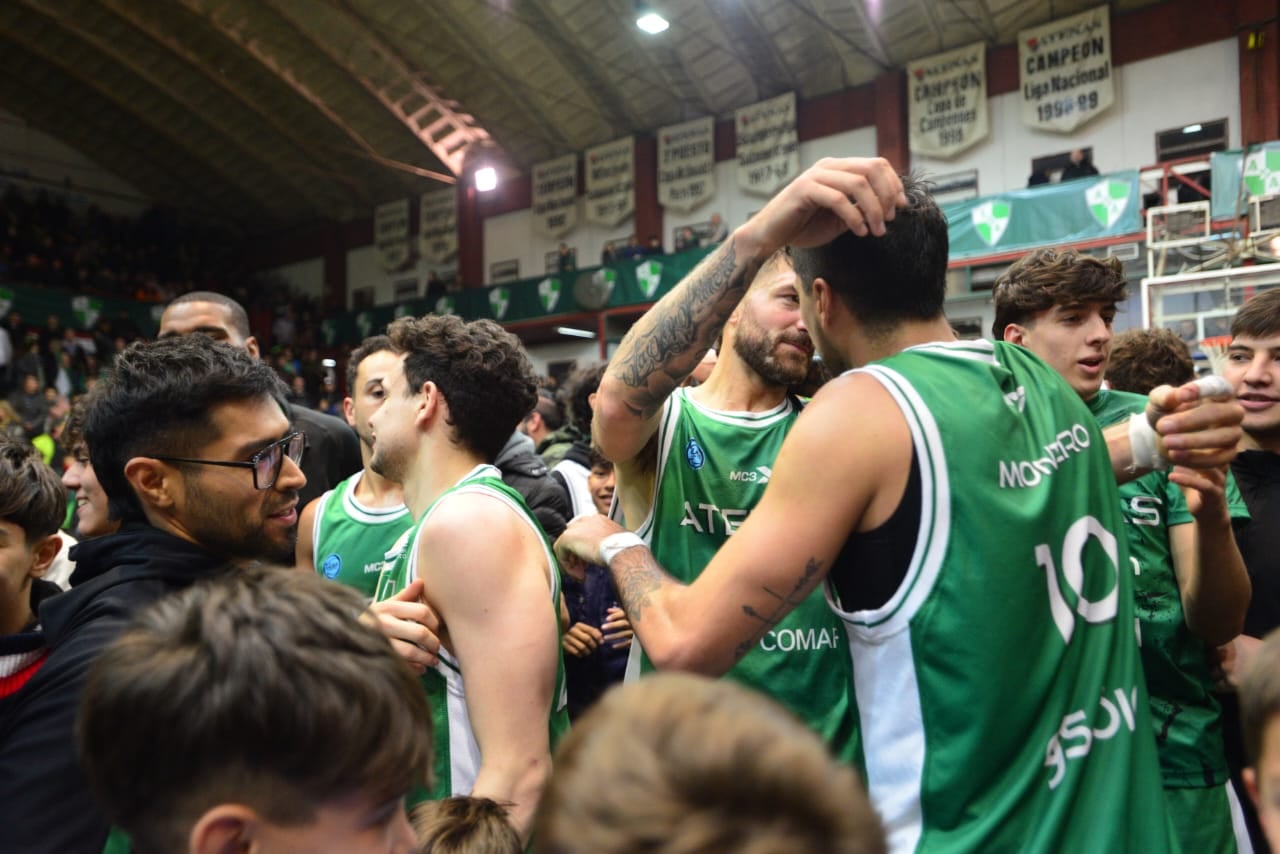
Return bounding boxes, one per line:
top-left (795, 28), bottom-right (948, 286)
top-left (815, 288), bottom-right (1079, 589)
top-left (345, 334), bottom-right (393, 395)
top-left (85, 337), bottom-right (289, 522)
top-left (387, 315), bottom-right (538, 463)
top-left (1107, 328), bottom-right (1194, 395)
top-left (992, 248), bottom-right (1128, 338)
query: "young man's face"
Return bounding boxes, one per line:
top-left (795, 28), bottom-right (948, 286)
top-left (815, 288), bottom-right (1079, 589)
top-left (1004, 302), bottom-right (1116, 400)
top-left (63, 443), bottom-right (115, 539)
top-left (158, 301), bottom-right (258, 358)
top-left (167, 396), bottom-right (304, 565)
top-left (1247, 715), bottom-right (1280, 852)
top-left (0, 520), bottom-right (57, 634)
top-left (367, 355), bottom-right (418, 485)
top-left (588, 462), bottom-right (615, 516)
top-left (1223, 332), bottom-right (1280, 444)
top-left (344, 349), bottom-right (400, 454)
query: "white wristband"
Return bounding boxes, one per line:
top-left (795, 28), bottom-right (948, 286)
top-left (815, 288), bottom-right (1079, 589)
top-left (1129, 411), bottom-right (1169, 473)
top-left (598, 532), bottom-right (646, 567)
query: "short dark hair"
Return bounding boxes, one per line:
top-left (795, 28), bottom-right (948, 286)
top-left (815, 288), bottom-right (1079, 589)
top-left (1241, 628), bottom-right (1280, 764)
top-left (1106, 328), bottom-right (1195, 395)
top-left (166, 291), bottom-right (252, 339)
top-left (562, 363), bottom-right (606, 435)
top-left (791, 173), bottom-right (947, 338)
top-left (346, 334), bottom-right (394, 395)
top-left (77, 568), bottom-right (432, 854)
top-left (991, 248), bottom-right (1127, 338)
top-left (410, 797), bottom-right (520, 854)
top-left (0, 438), bottom-right (66, 542)
top-left (533, 395), bottom-right (563, 431)
top-left (85, 337), bottom-right (289, 522)
top-left (387, 315), bottom-right (538, 462)
top-left (1232, 288), bottom-right (1280, 340)
top-left (62, 397), bottom-right (87, 453)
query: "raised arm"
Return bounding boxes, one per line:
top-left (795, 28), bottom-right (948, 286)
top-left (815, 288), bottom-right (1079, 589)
top-left (1108, 379), bottom-right (1244, 485)
top-left (418, 494), bottom-right (562, 844)
top-left (593, 157), bottom-right (906, 466)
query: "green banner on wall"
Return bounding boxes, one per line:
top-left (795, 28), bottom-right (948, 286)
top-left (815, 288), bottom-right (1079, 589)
top-left (942, 169), bottom-right (1142, 260)
top-left (1210, 143), bottom-right (1280, 220)
top-left (0, 286), bottom-right (160, 338)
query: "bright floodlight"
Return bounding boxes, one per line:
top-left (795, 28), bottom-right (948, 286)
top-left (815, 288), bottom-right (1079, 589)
top-left (636, 11), bottom-right (669, 34)
top-left (475, 166), bottom-right (498, 192)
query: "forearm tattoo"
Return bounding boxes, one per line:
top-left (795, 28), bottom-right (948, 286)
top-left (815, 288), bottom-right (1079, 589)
top-left (613, 240), bottom-right (761, 419)
top-left (733, 557), bottom-right (824, 661)
top-left (609, 547), bottom-right (668, 624)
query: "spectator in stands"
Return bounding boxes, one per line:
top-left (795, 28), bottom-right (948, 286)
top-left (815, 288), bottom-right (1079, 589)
top-left (77, 568), bottom-right (429, 854)
top-left (534, 673), bottom-right (887, 854)
top-left (601, 242), bottom-right (616, 266)
top-left (1028, 168), bottom-right (1051, 187)
top-left (1061, 148), bottom-right (1100, 181)
top-left (646, 235), bottom-right (662, 255)
top-left (675, 226), bottom-right (697, 252)
top-left (521, 393), bottom-right (576, 468)
top-left (557, 243), bottom-right (576, 274)
top-left (7, 373), bottom-right (48, 439)
top-left (494, 427), bottom-right (572, 541)
top-left (702, 212), bottom-right (728, 246)
top-left (426, 271), bottom-right (446, 303)
top-left (1107, 327), bottom-right (1195, 395)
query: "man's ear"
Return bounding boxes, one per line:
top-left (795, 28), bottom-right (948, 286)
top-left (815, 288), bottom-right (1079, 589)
top-left (811, 277), bottom-right (835, 328)
top-left (244, 336), bottom-right (260, 360)
top-left (1002, 323), bottom-right (1027, 345)
top-left (190, 804), bottom-right (257, 854)
top-left (1245, 766), bottom-right (1262, 811)
top-left (342, 397), bottom-right (356, 428)
top-left (27, 533), bottom-right (61, 579)
top-left (417, 381), bottom-right (441, 429)
top-left (123, 458), bottom-right (177, 512)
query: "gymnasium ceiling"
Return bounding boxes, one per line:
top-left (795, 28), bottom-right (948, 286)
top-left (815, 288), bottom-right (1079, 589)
top-left (0, 0), bottom-right (1167, 231)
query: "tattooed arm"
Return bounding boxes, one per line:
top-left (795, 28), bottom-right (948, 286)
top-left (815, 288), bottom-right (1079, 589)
top-left (593, 157), bottom-right (907, 468)
top-left (558, 371), bottom-right (911, 675)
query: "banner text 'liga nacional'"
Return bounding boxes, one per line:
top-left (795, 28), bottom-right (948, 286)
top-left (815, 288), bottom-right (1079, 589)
top-left (585, 136), bottom-right (635, 227)
top-left (1019, 4), bottom-right (1113, 133)
top-left (908, 42), bottom-right (988, 159)
top-left (658, 116), bottom-right (715, 212)
top-left (532, 154), bottom-right (578, 239)
top-left (736, 92), bottom-right (799, 197)
top-left (418, 189), bottom-right (457, 264)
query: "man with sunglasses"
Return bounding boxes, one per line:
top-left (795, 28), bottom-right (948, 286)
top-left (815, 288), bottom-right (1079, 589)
top-left (0, 336), bottom-right (305, 853)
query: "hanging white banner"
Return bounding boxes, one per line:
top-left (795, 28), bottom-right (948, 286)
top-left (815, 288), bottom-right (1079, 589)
top-left (908, 41), bottom-right (989, 159)
top-left (585, 136), bottom-right (635, 227)
top-left (658, 116), bottom-right (715, 212)
top-left (1019, 4), bottom-right (1114, 133)
top-left (418, 189), bottom-right (457, 264)
top-left (374, 198), bottom-right (411, 272)
top-left (532, 154), bottom-right (579, 239)
top-left (736, 92), bottom-right (799, 197)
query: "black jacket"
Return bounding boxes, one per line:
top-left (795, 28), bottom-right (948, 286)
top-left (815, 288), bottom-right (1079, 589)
top-left (293, 404), bottom-right (362, 510)
top-left (494, 431), bottom-right (572, 540)
top-left (0, 524), bottom-right (230, 854)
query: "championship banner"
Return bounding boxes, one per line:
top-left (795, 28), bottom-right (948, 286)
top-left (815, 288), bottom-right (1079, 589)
top-left (532, 154), bottom-right (578, 238)
top-left (908, 42), bottom-right (988, 159)
top-left (736, 92), bottom-right (799, 197)
top-left (1019, 4), bottom-right (1113, 133)
top-left (658, 116), bottom-right (715, 212)
top-left (584, 137), bottom-right (635, 227)
top-left (418, 189), bottom-right (457, 264)
top-left (374, 198), bottom-right (411, 272)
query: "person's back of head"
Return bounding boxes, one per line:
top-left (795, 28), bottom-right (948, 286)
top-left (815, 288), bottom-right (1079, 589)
top-left (0, 437), bottom-right (66, 633)
top-left (561, 363), bottom-right (606, 437)
top-left (790, 173), bottom-right (948, 339)
top-left (411, 797), bottom-right (520, 854)
top-left (83, 336), bottom-right (288, 523)
top-left (991, 247), bottom-right (1127, 338)
top-left (1106, 327), bottom-right (1194, 395)
top-left (77, 567), bottom-right (431, 854)
top-left (533, 673), bottom-right (886, 854)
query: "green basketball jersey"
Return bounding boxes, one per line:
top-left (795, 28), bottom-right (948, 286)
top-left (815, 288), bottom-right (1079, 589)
top-left (636, 387), bottom-right (858, 762)
top-left (372, 465), bottom-right (570, 802)
top-left (827, 340), bottom-right (1173, 853)
top-left (312, 471), bottom-right (413, 600)
top-left (1088, 388), bottom-right (1250, 789)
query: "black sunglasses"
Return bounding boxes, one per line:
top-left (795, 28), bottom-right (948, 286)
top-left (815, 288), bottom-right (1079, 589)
top-left (152, 431), bottom-right (306, 491)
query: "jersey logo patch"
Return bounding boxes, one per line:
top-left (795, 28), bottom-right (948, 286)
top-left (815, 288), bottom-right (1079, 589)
top-left (321, 554), bottom-right (342, 579)
top-left (685, 438), bottom-right (706, 470)
top-left (1004, 385), bottom-right (1027, 414)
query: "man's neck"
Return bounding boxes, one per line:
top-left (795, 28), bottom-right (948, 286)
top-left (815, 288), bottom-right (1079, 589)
top-left (843, 317), bottom-right (959, 367)
top-left (694, 352), bottom-right (787, 413)
top-left (355, 448), bottom-right (404, 507)
top-left (0, 582), bottom-right (33, 637)
top-left (402, 445), bottom-right (487, 519)
top-left (1242, 432), bottom-right (1280, 454)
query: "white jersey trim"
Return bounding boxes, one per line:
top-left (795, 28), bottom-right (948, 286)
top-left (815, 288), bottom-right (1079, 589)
top-left (339, 469), bottom-right (411, 525)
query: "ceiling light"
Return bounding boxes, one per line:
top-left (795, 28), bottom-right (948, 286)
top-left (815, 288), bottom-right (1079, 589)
top-left (636, 4), bottom-right (669, 34)
top-left (556, 326), bottom-right (597, 339)
top-left (474, 166), bottom-right (498, 192)
top-left (1182, 124), bottom-right (1202, 134)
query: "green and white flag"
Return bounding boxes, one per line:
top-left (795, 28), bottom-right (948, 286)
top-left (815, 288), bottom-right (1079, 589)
top-left (636, 260), bottom-right (663, 299)
top-left (736, 92), bottom-right (799, 197)
top-left (908, 42), bottom-right (988, 159)
top-left (434, 296), bottom-right (456, 316)
top-left (321, 319), bottom-right (338, 346)
top-left (585, 137), bottom-right (635, 227)
top-left (658, 117), bottom-right (715, 212)
top-left (489, 287), bottom-right (511, 320)
top-left (0, 287), bottom-right (14, 317)
top-left (1086, 179), bottom-right (1131, 228)
top-left (1244, 149), bottom-right (1280, 197)
top-left (538, 277), bottom-right (562, 313)
top-left (356, 311), bottom-right (374, 339)
top-left (972, 200), bottom-right (1012, 247)
top-left (532, 154), bottom-right (579, 238)
top-left (418, 189), bottom-right (458, 264)
top-left (72, 295), bottom-right (103, 329)
top-left (1019, 4), bottom-right (1113, 133)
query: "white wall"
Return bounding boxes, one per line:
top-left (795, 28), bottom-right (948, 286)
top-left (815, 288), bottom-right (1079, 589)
top-left (524, 338), bottom-right (605, 376)
top-left (345, 245), bottom-right (456, 309)
top-left (0, 108), bottom-right (148, 216)
top-left (267, 257), bottom-right (325, 302)
top-left (913, 38), bottom-right (1240, 195)
top-left (485, 207), bottom-right (632, 287)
